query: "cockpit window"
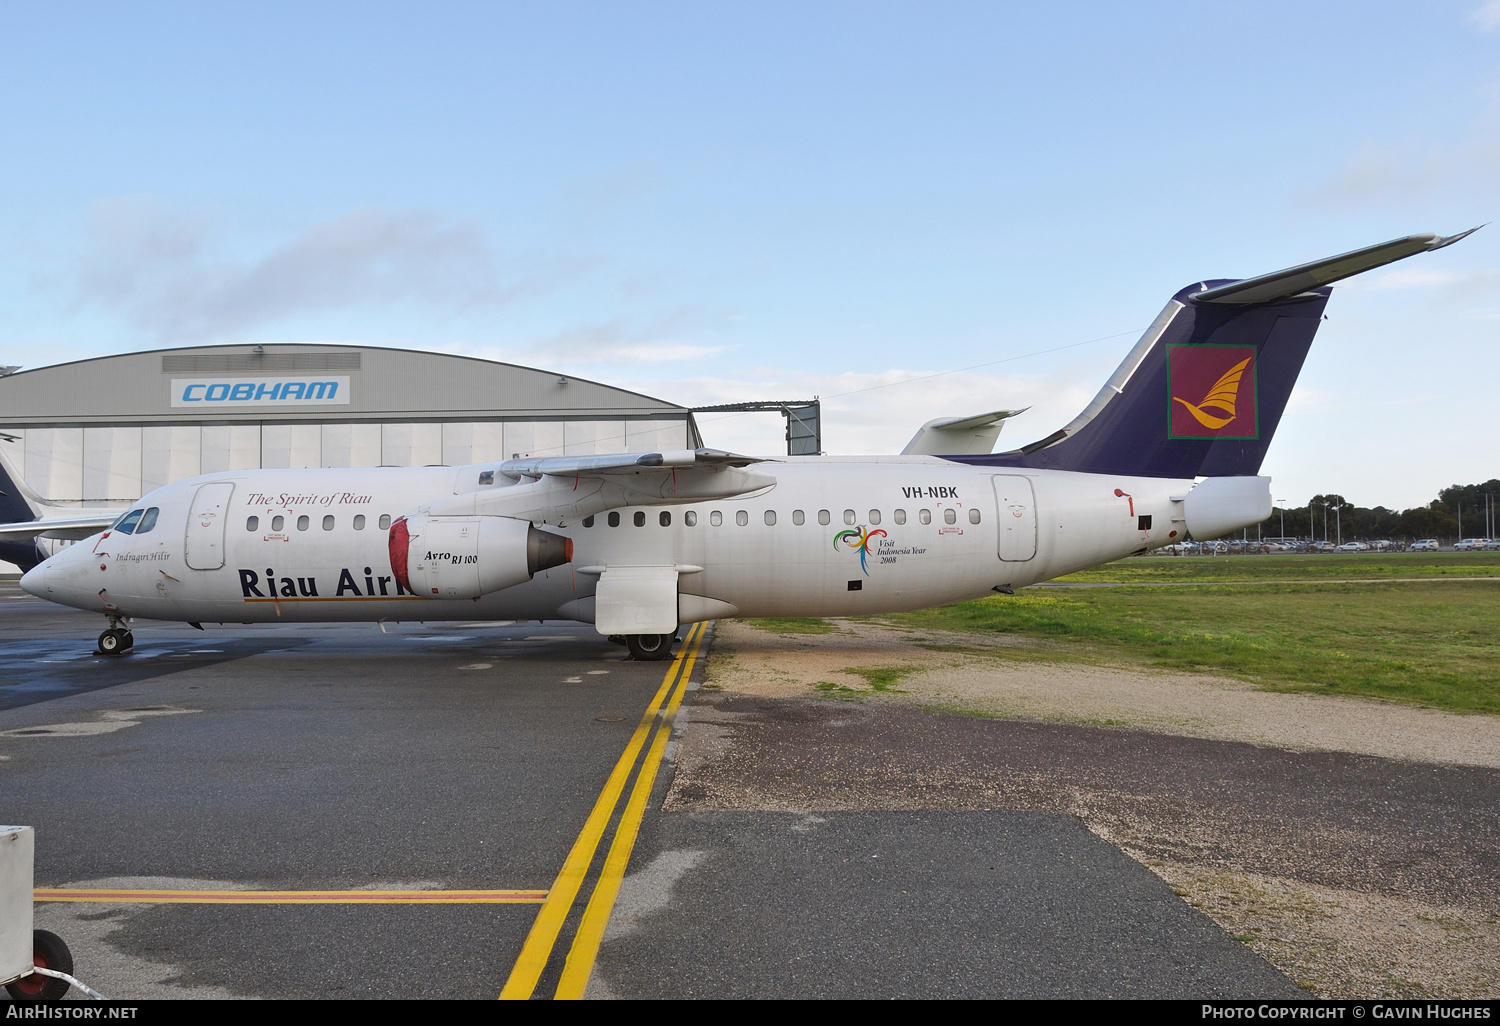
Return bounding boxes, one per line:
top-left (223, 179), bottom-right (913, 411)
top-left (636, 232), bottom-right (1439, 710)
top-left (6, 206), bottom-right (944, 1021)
top-left (136, 507), bottom-right (160, 534)
top-left (113, 509), bottom-right (145, 535)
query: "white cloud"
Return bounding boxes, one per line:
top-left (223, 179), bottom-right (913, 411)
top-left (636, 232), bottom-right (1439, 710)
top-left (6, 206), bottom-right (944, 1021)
top-left (1469, 0), bottom-right (1500, 30)
top-left (71, 198), bottom-right (593, 341)
top-left (1305, 137), bottom-right (1500, 206)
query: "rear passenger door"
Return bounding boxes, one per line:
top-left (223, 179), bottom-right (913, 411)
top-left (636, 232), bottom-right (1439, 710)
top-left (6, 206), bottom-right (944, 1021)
top-left (992, 476), bottom-right (1037, 562)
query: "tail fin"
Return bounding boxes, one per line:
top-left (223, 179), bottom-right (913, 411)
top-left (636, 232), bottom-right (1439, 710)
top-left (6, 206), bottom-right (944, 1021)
top-left (0, 436), bottom-right (45, 571)
top-left (960, 230), bottom-right (1479, 478)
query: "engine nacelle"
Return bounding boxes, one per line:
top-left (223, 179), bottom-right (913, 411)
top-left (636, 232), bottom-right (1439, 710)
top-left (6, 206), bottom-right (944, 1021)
top-left (389, 515), bottom-right (572, 599)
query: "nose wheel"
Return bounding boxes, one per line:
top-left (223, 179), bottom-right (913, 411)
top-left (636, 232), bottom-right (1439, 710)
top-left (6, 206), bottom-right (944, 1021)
top-left (97, 627), bottom-right (133, 657)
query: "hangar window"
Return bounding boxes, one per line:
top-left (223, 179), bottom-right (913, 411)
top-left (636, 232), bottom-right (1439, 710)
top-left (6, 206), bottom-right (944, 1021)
top-left (660, 511), bottom-right (671, 527)
top-left (634, 511), bottom-right (646, 527)
top-left (894, 509), bottom-right (906, 525)
top-left (247, 516), bottom-right (259, 532)
top-left (297, 515), bottom-right (310, 531)
top-left (818, 510), bottom-right (830, 526)
top-left (137, 508), bottom-right (159, 534)
top-left (582, 515), bottom-right (595, 528)
top-left (608, 512), bottom-right (620, 528)
top-left (944, 509), bottom-right (956, 525)
top-left (323, 515), bottom-right (335, 531)
top-left (792, 510), bottom-right (804, 525)
top-left (685, 511), bottom-right (697, 527)
top-left (710, 511), bottom-right (722, 527)
top-left (919, 509), bottom-right (931, 525)
top-left (113, 509), bottom-right (144, 535)
top-left (969, 508), bottom-right (981, 524)
top-left (868, 510), bottom-right (881, 525)
top-left (378, 515), bottom-right (391, 531)
top-left (272, 515), bottom-right (285, 531)
top-left (354, 515), bottom-right (365, 530)
top-left (844, 510), bottom-right (855, 526)
top-left (764, 510), bottom-right (776, 526)
top-left (736, 510), bottom-right (749, 526)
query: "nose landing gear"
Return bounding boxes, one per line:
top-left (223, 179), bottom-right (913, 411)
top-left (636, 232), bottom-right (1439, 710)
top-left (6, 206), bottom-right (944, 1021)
top-left (96, 616), bottom-right (133, 657)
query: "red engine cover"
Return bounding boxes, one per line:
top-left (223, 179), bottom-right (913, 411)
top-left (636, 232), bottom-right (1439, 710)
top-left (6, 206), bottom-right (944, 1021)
top-left (388, 516), bottom-right (412, 594)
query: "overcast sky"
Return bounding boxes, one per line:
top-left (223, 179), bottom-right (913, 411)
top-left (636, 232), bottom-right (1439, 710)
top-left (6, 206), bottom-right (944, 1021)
top-left (2, 1), bottom-right (1496, 508)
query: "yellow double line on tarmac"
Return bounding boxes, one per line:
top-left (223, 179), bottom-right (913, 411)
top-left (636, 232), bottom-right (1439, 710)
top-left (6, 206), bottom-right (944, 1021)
top-left (500, 620), bottom-right (708, 1001)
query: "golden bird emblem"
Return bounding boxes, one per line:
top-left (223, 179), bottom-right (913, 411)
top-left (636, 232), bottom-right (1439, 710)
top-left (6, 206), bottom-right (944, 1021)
top-left (1173, 356), bottom-right (1252, 430)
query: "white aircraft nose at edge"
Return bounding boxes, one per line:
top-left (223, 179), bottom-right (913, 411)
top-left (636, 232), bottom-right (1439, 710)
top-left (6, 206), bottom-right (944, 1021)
top-left (3, 230), bottom-right (1479, 660)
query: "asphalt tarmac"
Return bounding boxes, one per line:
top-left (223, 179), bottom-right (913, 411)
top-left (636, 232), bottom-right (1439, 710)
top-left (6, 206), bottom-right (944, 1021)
top-left (0, 581), bottom-right (1302, 999)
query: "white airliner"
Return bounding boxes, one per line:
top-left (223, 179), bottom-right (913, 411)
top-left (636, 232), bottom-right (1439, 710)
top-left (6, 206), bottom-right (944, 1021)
top-left (9, 231), bottom-right (1476, 659)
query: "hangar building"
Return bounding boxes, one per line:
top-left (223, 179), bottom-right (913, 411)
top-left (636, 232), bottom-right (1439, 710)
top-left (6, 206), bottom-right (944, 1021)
top-left (0, 343), bottom-right (701, 509)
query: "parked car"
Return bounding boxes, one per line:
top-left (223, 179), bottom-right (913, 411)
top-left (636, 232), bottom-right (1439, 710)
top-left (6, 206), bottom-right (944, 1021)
top-left (1454, 538), bottom-right (1488, 551)
top-left (1336, 541), bottom-right (1364, 552)
top-left (1409, 539), bottom-right (1440, 552)
top-left (1310, 540), bottom-right (1337, 552)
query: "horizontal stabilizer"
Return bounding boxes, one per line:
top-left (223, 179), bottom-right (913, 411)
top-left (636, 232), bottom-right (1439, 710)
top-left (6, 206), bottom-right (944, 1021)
top-left (1191, 227), bottom-right (1483, 305)
top-left (0, 512), bottom-right (119, 540)
top-left (902, 409), bottom-right (1027, 456)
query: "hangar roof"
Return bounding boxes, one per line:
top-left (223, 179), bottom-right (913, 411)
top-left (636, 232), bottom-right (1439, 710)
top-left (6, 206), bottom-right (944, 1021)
top-left (0, 344), bottom-right (689, 426)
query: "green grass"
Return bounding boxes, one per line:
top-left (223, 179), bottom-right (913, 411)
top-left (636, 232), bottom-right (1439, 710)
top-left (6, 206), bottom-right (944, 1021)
top-left (1057, 551), bottom-right (1500, 583)
top-left (745, 617), bottom-right (842, 635)
top-left (814, 664), bottom-right (920, 700)
top-left (880, 555), bottom-right (1500, 715)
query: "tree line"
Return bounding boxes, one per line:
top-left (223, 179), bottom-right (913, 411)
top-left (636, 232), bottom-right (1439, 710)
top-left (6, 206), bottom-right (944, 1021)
top-left (1263, 479), bottom-right (1500, 542)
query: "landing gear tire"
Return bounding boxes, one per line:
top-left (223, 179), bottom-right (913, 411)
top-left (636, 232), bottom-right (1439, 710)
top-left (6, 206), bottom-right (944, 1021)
top-left (626, 633), bottom-right (676, 661)
top-left (5, 929), bottom-right (74, 1000)
top-left (97, 628), bottom-right (129, 657)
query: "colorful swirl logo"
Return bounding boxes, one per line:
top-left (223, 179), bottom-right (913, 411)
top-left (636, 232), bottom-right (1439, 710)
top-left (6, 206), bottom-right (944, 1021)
top-left (834, 526), bottom-right (888, 575)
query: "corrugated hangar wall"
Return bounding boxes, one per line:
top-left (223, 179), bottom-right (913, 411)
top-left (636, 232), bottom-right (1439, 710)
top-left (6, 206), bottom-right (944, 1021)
top-left (0, 345), bottom-right (700, 506)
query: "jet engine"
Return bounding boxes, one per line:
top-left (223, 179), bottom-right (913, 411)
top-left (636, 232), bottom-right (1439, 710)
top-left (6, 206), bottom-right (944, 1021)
top-left (389, 515), bottom-right (572, 599)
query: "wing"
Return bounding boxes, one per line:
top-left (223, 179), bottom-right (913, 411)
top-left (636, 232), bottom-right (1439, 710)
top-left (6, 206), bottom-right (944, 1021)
top-left (498, 448), bottom-right (766, 479)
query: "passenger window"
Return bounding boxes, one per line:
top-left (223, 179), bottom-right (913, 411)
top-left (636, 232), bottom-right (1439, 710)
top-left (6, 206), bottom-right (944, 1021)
top-left (792, 510), bottom-right (804, 525)
top-left (136, 507), bottom-right (159, 534)
top-left (818, 510), bottom-right (830, 526)
top-left (354, 515), bottom-right (365, 530)
top-left (297, 515), bottom-right (310, 531)
top-left (272, 515), bottom-right (285, 531)
top-left (868, 510), bottom-right (881, 526)
top-left (660, 511), bottom-right (671, 527)
top-left (710, 511), bottom-right (723, 527)
top-left (634, 511), bottom-right (646, 527)
top-left (736, 511), bottom-right (749, 526)
top-left (969, 508), bottom-right (981, 524)
top-left (764, 510), bottom-right (776, 526)
top-left (919, 509), bottom-right (931, 525)
top-left (944, 509), bottom-right (956, 525)
top-left (608, 512), bottom-right (620, 527)
top-left (583, 515), bottom-right (595, 528)
top-left (894, 509), bottom-right (906, 525)
top-left (113, 509), bottom-right (144, 535)
top-left (247, 515), bottom-right (259, 532)
top-left (685, 511), bottom-right (697, 527)
top-left (378, 514), bottom-right (391, 531)
top-left (844, 510), bottom-right (855, 526)
top-left (323, 515), bottom-right (335, 531)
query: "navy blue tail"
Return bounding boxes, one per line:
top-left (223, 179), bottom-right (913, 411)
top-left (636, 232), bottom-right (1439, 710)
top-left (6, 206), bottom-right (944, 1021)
top-left (954, 230), bottom-right (1477, 479)
top-left (958, 284), bottom-right (1328, 479)
top-left (0, 453), bottom-right (44, 571)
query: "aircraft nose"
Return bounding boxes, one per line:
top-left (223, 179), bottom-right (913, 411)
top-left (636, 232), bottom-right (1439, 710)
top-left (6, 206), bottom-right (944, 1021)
top-left (19, 561), bottom-right (48, 598)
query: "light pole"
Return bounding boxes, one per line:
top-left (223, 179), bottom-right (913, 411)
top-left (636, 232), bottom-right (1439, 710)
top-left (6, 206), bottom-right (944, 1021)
top-left (1278, 500), bottom-right (1286, 543)
top-left (1335, 505), bottom-right (1341, 547)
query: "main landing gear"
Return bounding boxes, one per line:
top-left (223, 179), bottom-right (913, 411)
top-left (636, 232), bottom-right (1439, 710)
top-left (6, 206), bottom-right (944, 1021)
top-left (625, 633), bottom-right (677, 662)
top-left (97, 616), bottom-right (133, 657)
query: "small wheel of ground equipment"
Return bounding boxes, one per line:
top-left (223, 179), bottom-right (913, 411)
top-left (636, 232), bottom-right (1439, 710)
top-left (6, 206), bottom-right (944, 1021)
top-left (626, 633), bottom-right (676, 661)
top-left (5, 929), bottom-right (73, 1001)
top-left (97, 628), bottom-right (127, 656)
